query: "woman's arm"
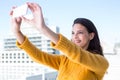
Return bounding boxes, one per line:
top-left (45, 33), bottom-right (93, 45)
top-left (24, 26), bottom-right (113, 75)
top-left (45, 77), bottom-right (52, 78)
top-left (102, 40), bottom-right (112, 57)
top-left (10, 2), bottom-right (61, 70)
top-left (51, 34), bottom-right (109, 74)
top-left (24, 2), bottom-right (59, 44)
top-left (10, 7), bottom-right (25, 44)
top-left (10, 2), bottom-right (59, 45)
top-left (16, 36), bottom-right (62, 70)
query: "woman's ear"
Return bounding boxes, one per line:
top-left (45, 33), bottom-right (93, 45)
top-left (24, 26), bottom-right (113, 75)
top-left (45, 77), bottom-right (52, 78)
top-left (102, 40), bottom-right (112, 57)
top-left (89, 32), bottom-right (95, 40)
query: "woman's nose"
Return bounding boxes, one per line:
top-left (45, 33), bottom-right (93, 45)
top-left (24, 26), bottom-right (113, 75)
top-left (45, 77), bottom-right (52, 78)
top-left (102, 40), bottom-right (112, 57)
top-left (74, 33), bottom-right (78, 39)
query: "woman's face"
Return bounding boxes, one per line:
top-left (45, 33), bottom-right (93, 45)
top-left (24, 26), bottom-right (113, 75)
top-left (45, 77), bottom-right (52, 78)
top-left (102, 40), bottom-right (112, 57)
top-left (72, 23), bottom-right (94, 50)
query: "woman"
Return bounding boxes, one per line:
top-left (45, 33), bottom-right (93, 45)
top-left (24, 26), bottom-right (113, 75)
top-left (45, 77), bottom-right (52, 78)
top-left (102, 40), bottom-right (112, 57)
top-left (10, 2), bottom-right (109, 80)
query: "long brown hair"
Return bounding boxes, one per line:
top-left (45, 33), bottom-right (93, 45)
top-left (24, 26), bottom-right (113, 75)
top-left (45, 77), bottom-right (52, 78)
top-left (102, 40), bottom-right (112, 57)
top-left (73, 18), bottom-right (104, 56)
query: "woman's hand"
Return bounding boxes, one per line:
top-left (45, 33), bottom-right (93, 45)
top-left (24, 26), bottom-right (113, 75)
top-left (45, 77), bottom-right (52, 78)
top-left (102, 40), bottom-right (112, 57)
top-left (10, 2), bottom-right (59, 44)
top-left (10, 8), bottom-right (25, 44)
top-left (10, 8), bottom-right (22, 34)
top-left (23, 2), bottom-right (46, 31)
top-left (23, 2), bottom-right (59, 44)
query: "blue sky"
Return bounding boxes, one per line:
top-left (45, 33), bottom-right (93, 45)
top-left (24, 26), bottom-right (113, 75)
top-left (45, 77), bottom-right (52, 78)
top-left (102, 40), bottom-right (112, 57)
top-left (0, 0), bottom-right (120, 47)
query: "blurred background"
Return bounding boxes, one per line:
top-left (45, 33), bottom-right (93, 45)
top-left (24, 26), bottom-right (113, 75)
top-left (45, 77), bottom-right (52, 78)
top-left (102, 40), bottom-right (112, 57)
top-left (0, 0), bottom-right (120, 80)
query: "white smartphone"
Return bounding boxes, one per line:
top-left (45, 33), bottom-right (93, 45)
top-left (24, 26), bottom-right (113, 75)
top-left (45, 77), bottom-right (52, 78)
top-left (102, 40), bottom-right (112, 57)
top-left (12, 4), bottom-right (28, 18)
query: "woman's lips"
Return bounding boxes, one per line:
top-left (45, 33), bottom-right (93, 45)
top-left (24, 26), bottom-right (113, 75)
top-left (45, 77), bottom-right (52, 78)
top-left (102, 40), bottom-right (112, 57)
top-left (74, 40), bottom-right (81, 43)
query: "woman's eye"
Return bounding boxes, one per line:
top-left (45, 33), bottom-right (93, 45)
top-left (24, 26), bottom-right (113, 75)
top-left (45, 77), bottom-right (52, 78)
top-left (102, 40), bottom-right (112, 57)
top-left (72, 31), bottom-right (84, 35)
top-left (72, 32), bottom-right (74, 34)
top-left (77, 32), bottom-right (83, 34)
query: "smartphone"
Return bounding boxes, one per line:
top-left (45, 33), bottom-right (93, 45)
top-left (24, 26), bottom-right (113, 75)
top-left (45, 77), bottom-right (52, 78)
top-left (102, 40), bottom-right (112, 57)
top-left (12, 4), bottom-right (28, 18)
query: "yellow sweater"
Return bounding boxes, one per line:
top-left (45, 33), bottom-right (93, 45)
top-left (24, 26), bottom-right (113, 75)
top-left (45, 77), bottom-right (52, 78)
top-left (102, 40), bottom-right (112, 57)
top-left (16, 34), bottom-right (109, 80)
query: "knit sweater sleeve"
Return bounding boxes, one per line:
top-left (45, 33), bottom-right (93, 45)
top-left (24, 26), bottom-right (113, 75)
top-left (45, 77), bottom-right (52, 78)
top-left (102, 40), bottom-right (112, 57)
top-left (16, 36), bottom-right (61, 70)
top-left (51, 34), bottom-right (109, 74)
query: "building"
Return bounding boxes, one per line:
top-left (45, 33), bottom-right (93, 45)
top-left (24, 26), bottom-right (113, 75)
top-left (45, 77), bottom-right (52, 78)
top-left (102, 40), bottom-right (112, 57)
top-left (26, 71), bottom-right (58, 80)
top-left (103, 42), bottom-right (120, 80)
top-left (0, 18), bottom-right (59, 80)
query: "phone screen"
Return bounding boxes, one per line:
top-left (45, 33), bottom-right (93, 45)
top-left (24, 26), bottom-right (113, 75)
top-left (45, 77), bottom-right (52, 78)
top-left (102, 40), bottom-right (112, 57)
top-left (12, 4), bottom-right (28, 18)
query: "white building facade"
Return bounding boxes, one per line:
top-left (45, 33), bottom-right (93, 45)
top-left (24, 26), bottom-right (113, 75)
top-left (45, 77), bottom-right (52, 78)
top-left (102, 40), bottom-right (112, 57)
top-left (0, 20), bottom-right (59, 80)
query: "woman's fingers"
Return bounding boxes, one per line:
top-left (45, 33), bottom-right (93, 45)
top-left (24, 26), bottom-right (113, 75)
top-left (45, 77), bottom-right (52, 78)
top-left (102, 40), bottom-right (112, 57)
top-left (27, 2), bottom-right (35, 12)
top-left (27, 2), bottom-right (40, 12)
top-left (22, 16), bottom-right (32, 23)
